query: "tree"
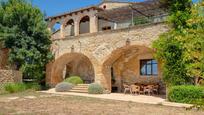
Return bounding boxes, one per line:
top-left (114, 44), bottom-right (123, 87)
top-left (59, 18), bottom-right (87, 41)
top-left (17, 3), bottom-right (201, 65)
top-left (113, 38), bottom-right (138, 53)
top-left (0, 0), bottom-right (53, 83)
top-left (153, 0), bottom-right (204, 86)
top-left (159, 0), bottom-right (192, 29)
top-left (182, 1), bottom-right (204, 84)
top-left (153, 31), bottom-right (192, 86)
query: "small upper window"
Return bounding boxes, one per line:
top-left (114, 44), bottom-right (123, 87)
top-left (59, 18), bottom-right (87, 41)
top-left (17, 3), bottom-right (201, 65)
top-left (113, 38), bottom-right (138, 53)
top-left (140, 59), bottom-right (158, 76)
top-left (103, 5), bottom-right (106, 9)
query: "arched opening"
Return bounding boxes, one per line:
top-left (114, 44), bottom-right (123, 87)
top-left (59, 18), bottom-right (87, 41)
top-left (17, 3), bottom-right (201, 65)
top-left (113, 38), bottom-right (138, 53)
top-left (50, 53), bottom-right (95, 85)
top-left (52, 22), bottom-right (61, 34)
top-left (102, 45), bottom-right (164, 93)
top-left (79, 16), bottom-right (90, 34)
top-left (65, 19), bottom-right (74, 36)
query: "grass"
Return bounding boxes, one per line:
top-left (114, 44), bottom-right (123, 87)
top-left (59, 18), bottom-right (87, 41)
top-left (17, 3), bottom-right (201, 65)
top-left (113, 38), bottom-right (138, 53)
top-left (1, 83), bottom-right (40, 94)
top-left (0, 90), bottom-right (41, 98)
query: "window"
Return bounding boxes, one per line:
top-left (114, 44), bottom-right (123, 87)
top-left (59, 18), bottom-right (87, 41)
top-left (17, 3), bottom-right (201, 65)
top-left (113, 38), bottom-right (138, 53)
top-left (102, 26), bottom-right (111, 31)
top-left (140, 59), bottom-right (158, 76)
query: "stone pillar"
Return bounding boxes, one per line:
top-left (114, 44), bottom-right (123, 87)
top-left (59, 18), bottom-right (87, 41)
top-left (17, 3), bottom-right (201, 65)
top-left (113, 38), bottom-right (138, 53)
top-left (47, 20), bottom-right (55, 33)
top-left (94, 65), bottom-right (111, 91)
top-left (74, 19), bottom-right (80, 36)
top-left (90, 15), bottom-right (98, 33)
top-left (60, 25), bottom-right (64, 38)
top-left (114, 23), bottom-right (117, 29)
top-left (48, 27), bottom-right (52, 32)
top-left (116, 73), bottom-right (122, 92)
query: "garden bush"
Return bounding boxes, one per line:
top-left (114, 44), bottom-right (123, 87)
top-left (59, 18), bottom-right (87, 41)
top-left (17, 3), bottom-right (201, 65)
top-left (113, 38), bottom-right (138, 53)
top-left (88, 83), bottom-right (104, 94)
top-left (55, 82), bottom-right (74, 92)
top-left (4, 83), bottom-right (27, 93)
top-left (64, 76), bottom-right (83, 85)
top-left (168, 85), bottom-right (204, 104)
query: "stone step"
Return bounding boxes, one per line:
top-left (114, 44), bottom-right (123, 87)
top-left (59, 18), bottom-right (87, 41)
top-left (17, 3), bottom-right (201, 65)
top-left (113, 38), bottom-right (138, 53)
top-left (68, 84), bottom-right (90, 93)
top-left (73, 85), bottom-right (89, 88)
top-left (69, 89), bottom-right (88, 93)
top-left (72, 87), bottom-right (88, 90)
top-left (77, 84), bottom-right (89, 86)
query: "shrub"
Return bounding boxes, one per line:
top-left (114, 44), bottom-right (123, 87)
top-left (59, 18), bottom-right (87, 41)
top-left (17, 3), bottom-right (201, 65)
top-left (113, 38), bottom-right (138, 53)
top-left (40, 84), bottom-right (50, 90)
top-left (3, 82), bottom-right (43, 94)
top-left (25, 83), bottom-right (41, 91)
top-left (4, 83), bottom-right (27, 93)
top-left (168, 85), bottom-right (204, 104)
top-left (64, 76), bottom-right (83, 85)
top-left (88, 83), bottom-right (104, 94)
top-left (55, 82), bottom-right (74, 92)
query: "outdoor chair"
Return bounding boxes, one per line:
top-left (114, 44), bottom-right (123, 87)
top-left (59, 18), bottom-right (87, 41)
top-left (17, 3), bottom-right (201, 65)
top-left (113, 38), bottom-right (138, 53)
top-left (123, 84), bottom-right (131, 94)
top-left (138, 85), bottom-right (145, 94)
top-left (143, 85), bottom-right (153, 95)
top-left (130, 85), bottom-right (140, 95)
top-left (152, 84), bottom-right (159, 95)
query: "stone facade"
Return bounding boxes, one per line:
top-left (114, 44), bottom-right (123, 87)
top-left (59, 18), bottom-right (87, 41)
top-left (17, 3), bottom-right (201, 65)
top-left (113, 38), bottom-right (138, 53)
top-left (47, 7), bottom-right (100, 39)
top-left (46, 1), bottom-right (168, 93)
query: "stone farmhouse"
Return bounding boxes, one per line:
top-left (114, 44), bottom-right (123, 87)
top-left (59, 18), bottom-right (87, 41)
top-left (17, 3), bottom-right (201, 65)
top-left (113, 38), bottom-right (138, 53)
top-left (45, 0), bottom-right (169, 93)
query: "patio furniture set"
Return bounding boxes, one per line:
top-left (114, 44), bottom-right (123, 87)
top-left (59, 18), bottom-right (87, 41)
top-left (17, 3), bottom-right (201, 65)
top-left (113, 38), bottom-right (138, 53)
top-left (123, 84), bottom-right (159, 95)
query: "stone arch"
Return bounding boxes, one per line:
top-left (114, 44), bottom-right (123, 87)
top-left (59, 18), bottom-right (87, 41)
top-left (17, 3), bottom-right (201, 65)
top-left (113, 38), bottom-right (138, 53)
top-left (51, 21), bottom-right (62, 34)
top-left (79, 15), bottom-right (90, 34)
top-left (50, 53), bottom-right (95, 85)
top-left (64, 19), bottom-right (75, 36)
top-left (101, 45), bottom-right (159, 92)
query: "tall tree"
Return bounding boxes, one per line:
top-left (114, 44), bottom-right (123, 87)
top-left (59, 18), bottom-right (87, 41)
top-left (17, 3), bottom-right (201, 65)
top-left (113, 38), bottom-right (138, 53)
top-left (153, 0), bottom-right (204, 86)
top-left (183, 1), bottom-right (204, 84)
top-left (0, 0), bottom-right (53, 83)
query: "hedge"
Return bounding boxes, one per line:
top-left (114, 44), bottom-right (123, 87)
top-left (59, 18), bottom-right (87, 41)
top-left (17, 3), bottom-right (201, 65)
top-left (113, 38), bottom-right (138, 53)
top-left (64, 76), bottom-right (83, 85)
top-left (168, 85), bottom-right (204, 104)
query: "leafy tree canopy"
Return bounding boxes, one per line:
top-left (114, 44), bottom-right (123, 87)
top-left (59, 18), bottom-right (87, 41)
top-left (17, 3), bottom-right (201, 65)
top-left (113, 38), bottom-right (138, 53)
top-left (0, 0), bottom-right (53, 82)
top-left (153, 0), bottom-right (204, 86)
top-left (159, 0), bottom-right (193, 29)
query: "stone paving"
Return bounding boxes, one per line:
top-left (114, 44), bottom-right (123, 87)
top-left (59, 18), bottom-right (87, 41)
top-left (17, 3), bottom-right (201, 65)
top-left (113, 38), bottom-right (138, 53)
top-left (40, 88), bottom-right (193, 108)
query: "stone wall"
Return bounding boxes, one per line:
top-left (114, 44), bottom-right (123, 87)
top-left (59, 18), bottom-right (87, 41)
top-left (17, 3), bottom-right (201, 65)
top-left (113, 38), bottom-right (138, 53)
top-left (98, 2), bottom-right (130, 10)
top-left (0, 70), bottom-right (22, 89)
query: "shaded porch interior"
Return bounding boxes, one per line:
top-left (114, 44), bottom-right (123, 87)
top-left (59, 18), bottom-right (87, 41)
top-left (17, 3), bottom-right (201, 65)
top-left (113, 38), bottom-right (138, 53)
top-left (62, 54), bottom-right (95, 84)
top-left (102, 46), bottom-right (165, 94)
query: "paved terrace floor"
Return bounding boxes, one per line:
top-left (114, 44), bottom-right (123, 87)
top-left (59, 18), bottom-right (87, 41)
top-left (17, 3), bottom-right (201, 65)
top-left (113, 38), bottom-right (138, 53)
top-left (40, 88), bottom-right (193, 108)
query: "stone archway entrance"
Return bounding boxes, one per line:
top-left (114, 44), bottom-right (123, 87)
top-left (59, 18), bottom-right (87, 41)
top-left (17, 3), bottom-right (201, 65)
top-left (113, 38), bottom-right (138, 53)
top-left (102, 45), bottom-right (163, 92)
top-left (48, 53), bottom-right (95, 85)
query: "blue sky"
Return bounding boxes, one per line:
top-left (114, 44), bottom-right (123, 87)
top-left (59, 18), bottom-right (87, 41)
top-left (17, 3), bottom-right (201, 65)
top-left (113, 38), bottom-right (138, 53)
top-left (32, 0), bottom-right (144, 17)
top-left (32, 0), bottom-right (198, 17)
top-left (31, 0), bottom-right (198, 30)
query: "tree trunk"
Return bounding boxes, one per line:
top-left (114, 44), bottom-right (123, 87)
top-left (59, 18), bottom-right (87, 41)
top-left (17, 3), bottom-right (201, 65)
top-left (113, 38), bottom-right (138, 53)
top-left (194, 76), bottom-right (199, 85)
